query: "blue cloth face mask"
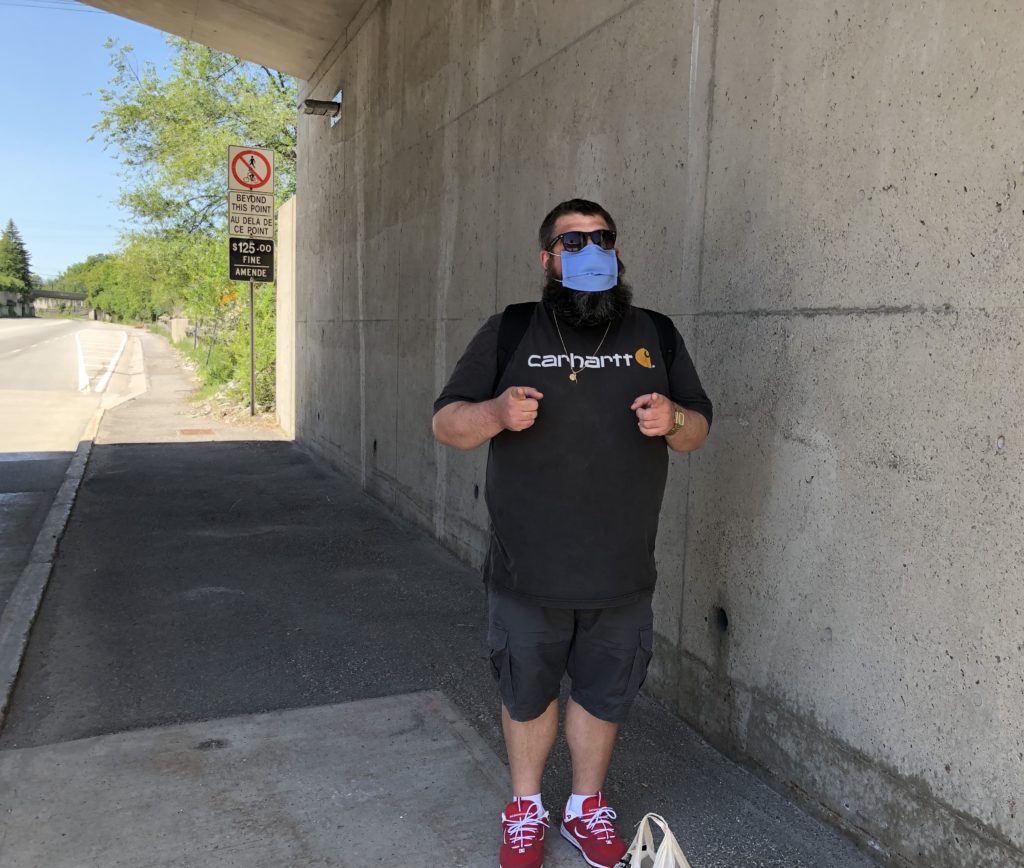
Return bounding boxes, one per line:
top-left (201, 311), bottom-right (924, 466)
top-left (556, 244), bottom-right (619, 292)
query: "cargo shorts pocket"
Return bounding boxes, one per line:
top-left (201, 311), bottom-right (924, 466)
top-left (624, 626), bottom-right (654, 698)
top-left (488, 625), bottom-right (515, 707)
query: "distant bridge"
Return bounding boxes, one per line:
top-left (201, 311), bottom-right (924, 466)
top-left (33, 289), bottom-right (88, 302)
top-left (30, 288), bottom-right (91, 316)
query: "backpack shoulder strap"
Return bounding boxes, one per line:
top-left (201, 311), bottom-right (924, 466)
top-left (640, 307), bottom-right (676, 372)
top-left (494, 301), bottom-right (537, 393)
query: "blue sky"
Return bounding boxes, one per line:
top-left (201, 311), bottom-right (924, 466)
top-left (0, 1), bottom-right (172, 279)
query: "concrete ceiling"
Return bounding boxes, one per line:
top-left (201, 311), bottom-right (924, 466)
top-left (81, 0), bottom-right (366, 80)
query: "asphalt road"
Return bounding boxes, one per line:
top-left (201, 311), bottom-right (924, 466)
top-left (0, 317), bottom-right (131, 612)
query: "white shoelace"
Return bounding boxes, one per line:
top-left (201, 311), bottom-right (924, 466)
top-left (581, 804), bottom-right (618, 841)
top-left (504, 805), bottom-right (549, 852)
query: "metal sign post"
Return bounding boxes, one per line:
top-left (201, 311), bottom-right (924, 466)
top-left (227, 145), bottom-right (276, 416)
top-left (249, 278), bottom-right (256, 416)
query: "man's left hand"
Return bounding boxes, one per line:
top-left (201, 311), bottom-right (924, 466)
top-left (630, 392), bottom-right (673, 437)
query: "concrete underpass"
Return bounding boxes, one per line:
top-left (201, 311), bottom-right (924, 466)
top-left (4, 2), bottom-right (1020, 866)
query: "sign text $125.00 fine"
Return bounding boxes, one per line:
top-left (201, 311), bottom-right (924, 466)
top-left (229, 237), bottom-right (275, 282)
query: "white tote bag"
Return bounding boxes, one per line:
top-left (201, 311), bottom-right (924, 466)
top-left (618, 812), bottom-right (693, 868)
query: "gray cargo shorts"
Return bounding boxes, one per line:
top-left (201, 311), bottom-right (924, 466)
top-left (486, 587), bottom-right (654, 724)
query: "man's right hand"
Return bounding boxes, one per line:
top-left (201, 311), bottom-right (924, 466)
top-left (432, 386), bottom-right (544, 449)
top-left (495, 386), bottom-right (544, 431)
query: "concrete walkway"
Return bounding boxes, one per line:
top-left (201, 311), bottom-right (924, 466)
top-left (0, 332), bottom-right (882, 868)
top-left (0, 693), bottom-right (549, 868)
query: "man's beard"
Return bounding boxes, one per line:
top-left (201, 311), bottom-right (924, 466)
top-left (541, 269), bottom-right (633, 327)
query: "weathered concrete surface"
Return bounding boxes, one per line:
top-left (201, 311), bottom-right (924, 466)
top-left (0, 692), bottom-right (581, 868)
top-left (678, 309), bottom-right (1024, 868)
top-left (290, 1), bottom-right (1024, 866)
top-left (0, 336), bottom-right (880, 868)
top-left (93, 331), bottom-right (286, 447)
top-left (81, 0), bottom-right (363, 79)
top-left (676, 4), bottom-right (1024, 866)
top-left (276, 196), bottom-right (297, 438)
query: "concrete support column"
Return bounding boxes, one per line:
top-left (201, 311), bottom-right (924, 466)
top-left (276, 196), bottom-right (297, 438)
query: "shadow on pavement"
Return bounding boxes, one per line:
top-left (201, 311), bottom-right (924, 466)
top-left (0, 438), bottom-right (880, 868)
top-left (2, 440), bottom-right (494, 748)
top-left (0, 450), bottom-right (75, 610)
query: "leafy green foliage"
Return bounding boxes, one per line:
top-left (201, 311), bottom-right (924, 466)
top-left (0, 273), bottom-right (23, 292)
top-left (94, 37), bottom-right (296, 234)
top-left (0, 220), bottom-right (33, 298)
top-left (64, 36), bottom-right (297, 410)
top-left (165, 284), bottom-right (275, 411)
top-left (227, 283), bottom-right (276, 409)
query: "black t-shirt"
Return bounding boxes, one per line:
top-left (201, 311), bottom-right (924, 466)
top-left (434, 302), bottom-right (712, 608)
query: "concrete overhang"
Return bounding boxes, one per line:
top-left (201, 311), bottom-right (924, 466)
top-left (80, 0), bottom-right (367, 81)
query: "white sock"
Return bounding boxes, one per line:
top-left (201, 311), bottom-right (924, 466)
top-left (565, 792), bottom-right (597, 819)
top-left (512, 793), bottom-right (545, 815)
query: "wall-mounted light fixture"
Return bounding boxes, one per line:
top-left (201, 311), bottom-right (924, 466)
top-left (303, 90), bottom-right (343, 127)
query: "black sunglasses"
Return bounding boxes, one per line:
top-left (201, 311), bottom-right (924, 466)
top-left (547, 229), bottom-right (617, 252)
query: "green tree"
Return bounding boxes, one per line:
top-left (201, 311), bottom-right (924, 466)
top-left (85, 36), bottom-right (294, 410)
top-left (227, 281), bottom-right (276, 409)
top-left (94, 37), bottom-right (296, 234)
top-left (0, 220), bottom-right (33, 299)
top-left (51, 253), bottom-right (119, 311)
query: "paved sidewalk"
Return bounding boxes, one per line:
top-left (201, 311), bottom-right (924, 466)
top-left (0, 332), bottom-right (882, 867)
top-left (1, 693), bottom-right (563, 868)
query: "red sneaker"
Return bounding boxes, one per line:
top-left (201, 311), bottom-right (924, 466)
top-left (500, 797), bottom-right (549, 868)
top-left (559, 793), bottom-right (627, 868)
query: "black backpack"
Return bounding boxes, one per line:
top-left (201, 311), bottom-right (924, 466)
top-left (494, 302), bottom-right (676, 393)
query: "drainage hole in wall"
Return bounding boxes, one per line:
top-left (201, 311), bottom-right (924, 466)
top-left (713, 606), bottom-right (729, 634)
top-left (473, 484), bottom-right (479, 499)
top-left (372, 439), bottom-right (377, 455)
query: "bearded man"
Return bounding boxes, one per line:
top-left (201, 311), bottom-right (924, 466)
top-left (432, 199), bottom-right (712, 868)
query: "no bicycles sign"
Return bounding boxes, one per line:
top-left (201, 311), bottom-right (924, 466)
top-left (228, 145), bottom-right (276, 282)
top-left (227, 145), bottom-right (277, 415)
top-left (228, 146), bottom-right (274, 193)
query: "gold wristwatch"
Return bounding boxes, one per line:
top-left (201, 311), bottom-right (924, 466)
top-left (666, 405), bottom-right (686, 437)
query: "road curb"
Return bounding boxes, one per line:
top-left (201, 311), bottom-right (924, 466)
top-left (0, 408), bottom-right (104, 732)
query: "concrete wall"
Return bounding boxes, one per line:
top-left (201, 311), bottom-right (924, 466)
top-left (31, 297), bottom-right (87, 316)
top-left (169, 317), bottom-right (189, 344)
top-left (293, 2), bottom-right (1023, 865)
top-left (1, 292), bottom-right (29, 317)
top-left (277, 196), bottom-right (297, 438)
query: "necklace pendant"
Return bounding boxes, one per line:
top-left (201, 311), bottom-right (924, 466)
top-left (569, 372), bottom-right (577, 382)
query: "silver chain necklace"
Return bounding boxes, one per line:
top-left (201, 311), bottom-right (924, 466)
top-left (552, 314), bottom-right (612, 383)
